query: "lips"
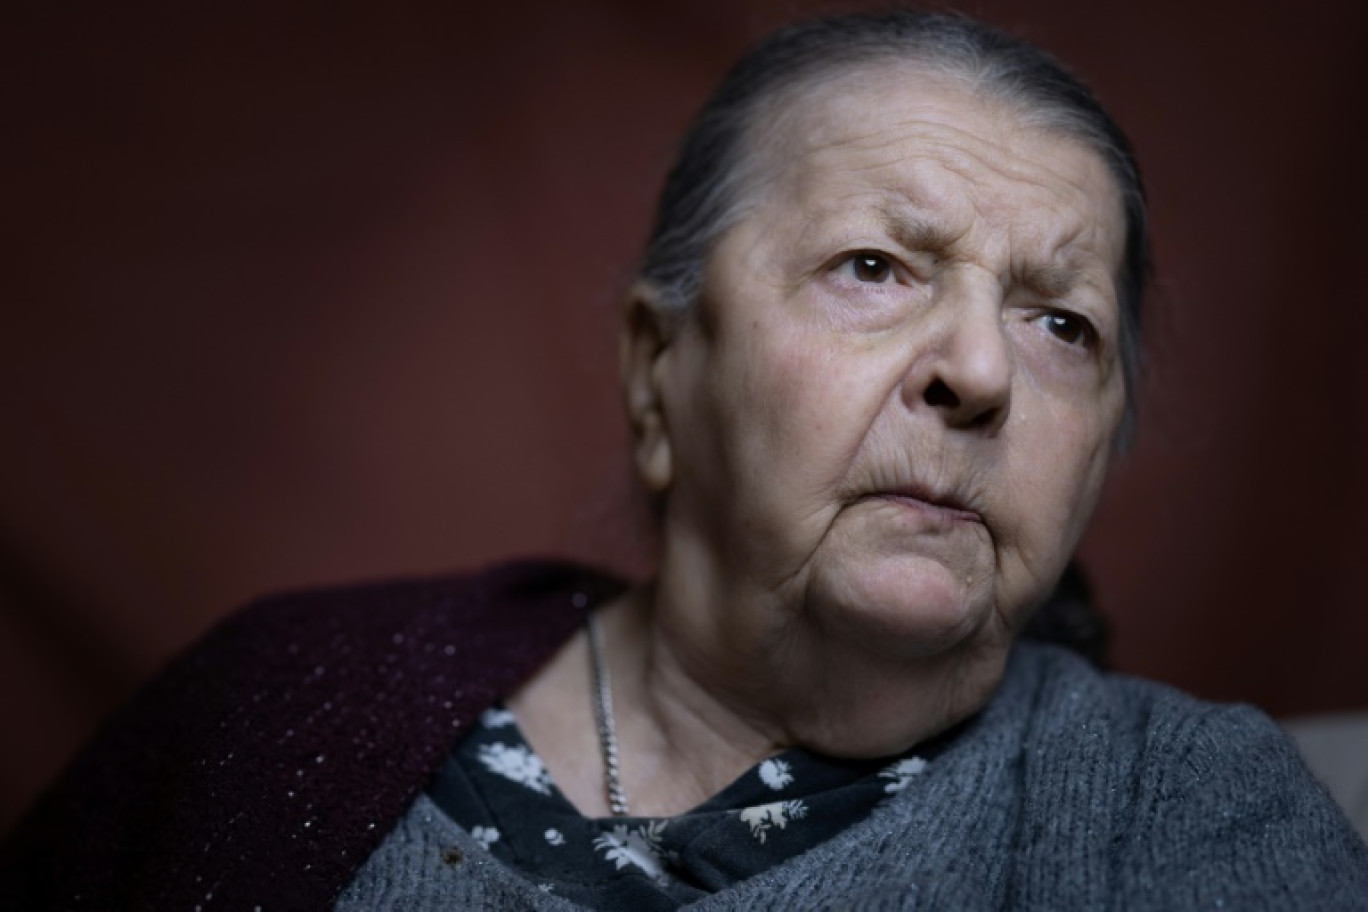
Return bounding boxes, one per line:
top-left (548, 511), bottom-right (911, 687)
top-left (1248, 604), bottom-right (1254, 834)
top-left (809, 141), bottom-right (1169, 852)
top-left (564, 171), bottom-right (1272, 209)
top-left (866, 486), bottom-right (984, 524)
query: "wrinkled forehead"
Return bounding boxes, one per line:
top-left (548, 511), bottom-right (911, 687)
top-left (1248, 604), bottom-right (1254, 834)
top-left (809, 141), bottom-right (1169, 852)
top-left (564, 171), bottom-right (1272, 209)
top-left (738, 61), bottom-right (1127, 270)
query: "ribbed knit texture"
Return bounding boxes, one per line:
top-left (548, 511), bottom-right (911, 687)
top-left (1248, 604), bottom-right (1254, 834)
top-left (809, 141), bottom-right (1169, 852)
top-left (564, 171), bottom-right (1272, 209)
top-left (338, 643), bottom-right (1368, 910)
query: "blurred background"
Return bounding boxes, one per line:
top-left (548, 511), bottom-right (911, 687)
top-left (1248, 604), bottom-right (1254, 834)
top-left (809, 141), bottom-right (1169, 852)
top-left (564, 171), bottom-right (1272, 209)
top-left (3, 0), bottom-right (1365, 835)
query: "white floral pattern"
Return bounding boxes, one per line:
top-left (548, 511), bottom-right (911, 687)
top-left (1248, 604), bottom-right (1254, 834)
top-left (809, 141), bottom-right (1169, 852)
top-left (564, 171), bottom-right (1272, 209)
top-left (476, 742), bottom-right (552, 794)
top-left (593, 821), bottom-right (670, 882)
top-left (738, 800), bottom-right (808, 843)
top-left (879, 757), bottom-right (929, 794)
top-left (758, 758), bottom-right (794, 791)
top-left (470, 825), bottom-right (500, 849)
top-left (479, 707), bottom-right (517, 728)
top-left (544, 827), bottom-right (565, 846)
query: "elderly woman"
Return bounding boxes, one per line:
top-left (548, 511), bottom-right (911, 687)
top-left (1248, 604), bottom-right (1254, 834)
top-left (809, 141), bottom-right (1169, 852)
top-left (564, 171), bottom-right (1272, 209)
top-left (3, 9), bottom-right (1366, 911)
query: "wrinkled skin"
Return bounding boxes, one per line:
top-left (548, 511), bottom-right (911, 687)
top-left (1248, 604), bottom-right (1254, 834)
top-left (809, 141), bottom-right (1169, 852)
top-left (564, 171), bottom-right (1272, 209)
top-left (517, 64), bottom-right (1128, 815)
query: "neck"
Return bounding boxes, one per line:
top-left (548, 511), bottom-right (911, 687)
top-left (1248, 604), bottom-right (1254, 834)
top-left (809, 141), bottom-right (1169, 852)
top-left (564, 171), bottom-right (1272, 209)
top-left (510, 555), bottom-right (1008, 817)
top-left (602, 586), bottom-right (787, 816)
top-left (508, 584), bottom-right (786, 818)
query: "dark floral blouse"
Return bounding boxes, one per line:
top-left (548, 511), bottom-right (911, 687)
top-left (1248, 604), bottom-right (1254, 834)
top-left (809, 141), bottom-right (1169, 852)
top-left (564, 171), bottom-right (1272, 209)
top-left (426, 705), bottom-right (936, 910)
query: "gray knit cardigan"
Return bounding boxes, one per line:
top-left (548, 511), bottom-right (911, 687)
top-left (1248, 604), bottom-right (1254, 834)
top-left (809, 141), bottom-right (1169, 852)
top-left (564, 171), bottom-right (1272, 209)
top-left (339, 636), bottom-right (1368, 910)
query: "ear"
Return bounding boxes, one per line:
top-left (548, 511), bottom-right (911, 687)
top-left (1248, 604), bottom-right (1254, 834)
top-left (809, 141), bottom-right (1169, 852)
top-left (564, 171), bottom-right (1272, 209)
top-left (619, 282), bottom-right (679, 493)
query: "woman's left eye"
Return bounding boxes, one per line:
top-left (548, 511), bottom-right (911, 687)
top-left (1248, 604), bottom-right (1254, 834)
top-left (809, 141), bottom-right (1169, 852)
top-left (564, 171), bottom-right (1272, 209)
top-left (1035, 311), bottom-right (1095, 347)
top-left (842, 252), bottom-right (895, 284)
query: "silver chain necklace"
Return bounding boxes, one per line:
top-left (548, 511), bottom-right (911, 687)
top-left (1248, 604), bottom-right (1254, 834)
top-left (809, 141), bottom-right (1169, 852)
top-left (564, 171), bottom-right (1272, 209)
top-left (587, 613), bottom-right (631, 816)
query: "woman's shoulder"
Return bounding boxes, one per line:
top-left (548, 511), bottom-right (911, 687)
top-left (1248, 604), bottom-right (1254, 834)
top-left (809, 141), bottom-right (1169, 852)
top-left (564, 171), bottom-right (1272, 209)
top-left (206, 557), bottom-right (613, 649)
top-left (1001, 641), bottom-right (1368, 907)
top-left (156, 557), bottom-right (619, 719)
top-left (1004, 640), bottom-right (1322, 794)
top-left (0, 558), bottom-right (613, 912)
top-left (1007, 640), bottom-right (1278, 739)
top-left (1004, 640), bottom-right (1327, 769)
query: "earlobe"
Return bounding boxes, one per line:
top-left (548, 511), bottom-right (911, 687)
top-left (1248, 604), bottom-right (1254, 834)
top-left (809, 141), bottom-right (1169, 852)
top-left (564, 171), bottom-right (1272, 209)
top-left (620, 283), bottom-right (676, 492)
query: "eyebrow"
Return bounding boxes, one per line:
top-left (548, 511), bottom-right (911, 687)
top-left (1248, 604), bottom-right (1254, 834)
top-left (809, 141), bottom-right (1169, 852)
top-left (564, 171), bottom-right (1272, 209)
top-left (878, 206), bottom-right (958, 257)
top-left (1019, 262), bottom-right (1081, 299)
top-left (878, 202), bottom-right (1090, 300)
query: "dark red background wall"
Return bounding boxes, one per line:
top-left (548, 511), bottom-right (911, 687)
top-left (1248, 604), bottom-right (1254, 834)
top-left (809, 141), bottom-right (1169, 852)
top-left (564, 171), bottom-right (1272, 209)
top-left (3, 0), bottom-right (1365, 833)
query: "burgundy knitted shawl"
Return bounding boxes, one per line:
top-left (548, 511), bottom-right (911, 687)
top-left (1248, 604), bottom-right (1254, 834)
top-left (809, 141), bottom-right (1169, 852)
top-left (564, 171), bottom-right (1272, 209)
top-left (0, 559), bottom-right (620, 911)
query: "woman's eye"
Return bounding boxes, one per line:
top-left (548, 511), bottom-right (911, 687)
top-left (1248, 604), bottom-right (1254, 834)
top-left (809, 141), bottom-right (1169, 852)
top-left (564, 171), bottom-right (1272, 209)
top-left (1036, 311), bottom-right (1094, 347)
top-left (846, 253), bottom-right (894, 284)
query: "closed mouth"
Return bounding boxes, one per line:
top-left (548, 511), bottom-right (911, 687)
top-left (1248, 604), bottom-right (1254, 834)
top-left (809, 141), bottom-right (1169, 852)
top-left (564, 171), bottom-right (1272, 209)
top-left (866, 487), bottom-right (984, 524)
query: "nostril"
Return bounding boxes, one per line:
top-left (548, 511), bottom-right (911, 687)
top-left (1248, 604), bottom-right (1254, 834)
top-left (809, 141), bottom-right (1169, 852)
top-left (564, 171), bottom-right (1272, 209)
top-left (923, 376), bottom-right (1004, 430)
top-left (923, 378), bottom-right (960, 410)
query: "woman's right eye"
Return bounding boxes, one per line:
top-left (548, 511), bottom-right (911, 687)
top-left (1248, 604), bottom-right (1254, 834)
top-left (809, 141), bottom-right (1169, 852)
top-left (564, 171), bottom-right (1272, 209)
top-left (842, 252), bottom-right (894, 284)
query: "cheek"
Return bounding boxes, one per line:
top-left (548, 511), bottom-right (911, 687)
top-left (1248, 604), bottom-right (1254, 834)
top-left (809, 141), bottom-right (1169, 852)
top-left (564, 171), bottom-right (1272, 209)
top-left (1005, 328), bottom-right (1123, 540)
top-left (702, 325), bottom-right (895, 521)
top-left (741, 334), bottom-right (888, 458)
top-left (1001, 400), bottom-right (1116, 571)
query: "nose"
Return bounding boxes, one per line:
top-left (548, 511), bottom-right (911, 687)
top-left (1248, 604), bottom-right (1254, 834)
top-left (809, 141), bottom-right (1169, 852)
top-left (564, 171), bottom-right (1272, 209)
top-left (903, 278), bottom-right (1013, 433)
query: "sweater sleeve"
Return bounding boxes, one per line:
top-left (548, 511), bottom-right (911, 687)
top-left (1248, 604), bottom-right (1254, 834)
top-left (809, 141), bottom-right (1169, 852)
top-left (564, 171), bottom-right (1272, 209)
top-left (1117, 698), bottom-right (1368, 910)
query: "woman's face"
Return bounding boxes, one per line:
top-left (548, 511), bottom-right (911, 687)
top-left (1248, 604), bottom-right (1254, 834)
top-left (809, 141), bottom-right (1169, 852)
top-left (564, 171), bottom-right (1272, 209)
top-left (635, 66), bottom-right (1126, 704)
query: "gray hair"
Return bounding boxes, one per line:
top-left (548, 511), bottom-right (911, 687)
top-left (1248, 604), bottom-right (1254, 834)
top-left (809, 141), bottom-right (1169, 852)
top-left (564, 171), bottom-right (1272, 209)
top-left (638, 9), bottom-right (1150, 440)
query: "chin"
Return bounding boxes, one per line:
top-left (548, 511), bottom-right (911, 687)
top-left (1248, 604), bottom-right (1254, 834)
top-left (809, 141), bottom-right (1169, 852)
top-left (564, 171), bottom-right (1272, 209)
top-left (812, 554), bottom-right (993, 660)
